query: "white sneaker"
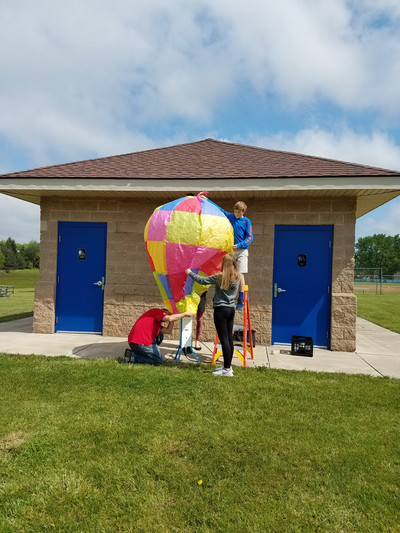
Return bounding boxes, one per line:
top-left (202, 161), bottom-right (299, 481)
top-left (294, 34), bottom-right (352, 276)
top-left (212, 367), bottom-right (233, 377)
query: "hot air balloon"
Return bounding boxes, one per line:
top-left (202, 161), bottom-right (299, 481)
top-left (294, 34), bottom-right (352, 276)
top-left (144, 193), bottom-right (234, 313)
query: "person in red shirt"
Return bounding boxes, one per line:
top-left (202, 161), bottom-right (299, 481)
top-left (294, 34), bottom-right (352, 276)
top-left (127, 308), bottom-right (193, 365)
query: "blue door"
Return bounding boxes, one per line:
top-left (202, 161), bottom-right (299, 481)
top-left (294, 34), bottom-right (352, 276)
top-left (55, 222), bottom-right (107, 333)
top-left (272, 225), bottom-right (333, 347)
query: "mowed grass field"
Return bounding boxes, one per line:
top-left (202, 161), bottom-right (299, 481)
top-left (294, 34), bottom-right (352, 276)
top-left (0, 274), bottom-right (399, 530)
top-left (355, 282), bottom-right (400, 334)
top-left (0, 354), bottom-right (399, 532)
top-left (0, 269), bottom-right (39, 323)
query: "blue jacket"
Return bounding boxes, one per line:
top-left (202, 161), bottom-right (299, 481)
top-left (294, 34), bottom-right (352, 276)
top-left (208, 200), bottom-right (253, 249)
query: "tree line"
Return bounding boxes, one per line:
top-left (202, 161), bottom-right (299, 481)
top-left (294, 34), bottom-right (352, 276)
top-left (355, 234), bottom-right (400, 276)
top-left (0, 238), bottom-right (40, 271)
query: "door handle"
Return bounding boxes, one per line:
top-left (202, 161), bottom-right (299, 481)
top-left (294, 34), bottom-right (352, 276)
top-left (274, 283), bottom-right (286, 297)
top-left (93, 277), bottom-right (105, 290)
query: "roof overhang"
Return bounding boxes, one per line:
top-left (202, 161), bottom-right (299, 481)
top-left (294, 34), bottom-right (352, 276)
top-left (1, 176), bottom-right (399, 218)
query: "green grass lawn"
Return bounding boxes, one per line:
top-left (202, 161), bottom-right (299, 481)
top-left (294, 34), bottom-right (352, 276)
top-left (0, 355), bottom-right (399, 532)
top-left (356, 292), bottom-right (400, 334)
top-left (0, 269), bottom-right (39, 323)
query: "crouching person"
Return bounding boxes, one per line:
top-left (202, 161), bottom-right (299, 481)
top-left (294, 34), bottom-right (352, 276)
top-left (127, 308), bottom-right (194, 365)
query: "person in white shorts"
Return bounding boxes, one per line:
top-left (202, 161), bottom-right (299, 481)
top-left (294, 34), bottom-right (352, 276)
top-left (207, 198), bottom-right (253, 310)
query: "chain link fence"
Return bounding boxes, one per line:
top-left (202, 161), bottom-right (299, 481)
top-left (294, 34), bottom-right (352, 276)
top-left (354, 268), bottom-right (400, 294)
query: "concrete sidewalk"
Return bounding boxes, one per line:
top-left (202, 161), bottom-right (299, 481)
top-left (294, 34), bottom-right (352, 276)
top-left (267, 318), bottom-right (400, 378)
top-left (0, 316), bottom-right (399, 378)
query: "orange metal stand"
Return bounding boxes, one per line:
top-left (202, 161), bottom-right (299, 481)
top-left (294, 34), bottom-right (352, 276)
top-left (212, 285), bottom-right (254, 367)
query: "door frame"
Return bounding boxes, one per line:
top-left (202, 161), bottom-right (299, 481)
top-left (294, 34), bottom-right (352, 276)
top-left (271, 224), bottom-right (333, 348)
top-left (55, 221), bottom-right (107, 333)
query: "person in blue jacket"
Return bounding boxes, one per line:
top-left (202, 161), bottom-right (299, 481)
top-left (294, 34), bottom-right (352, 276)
top-left (208, 198), bottom-right (253, 310)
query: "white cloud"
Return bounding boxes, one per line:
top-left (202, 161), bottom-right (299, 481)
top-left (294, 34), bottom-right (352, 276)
top-left (250, 127), bottom-right (400, 170)
top-left (207, 0), bottom-right (400, 111)
top-left (0, 196), bottom-right (39, 243)
top-left (1, 0), bottom-right (400, 167)
top-left (356, 198), bottom-right (400, 239)
top-left (0, 1), bottom-right (232, 165)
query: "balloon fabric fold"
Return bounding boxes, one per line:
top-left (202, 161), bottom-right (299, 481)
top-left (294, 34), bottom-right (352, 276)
top-left (144, 194), bottom-right (234, 313)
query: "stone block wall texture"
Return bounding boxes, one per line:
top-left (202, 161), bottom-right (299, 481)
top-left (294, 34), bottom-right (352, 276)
top-left (34, 195), bottom-right (357, 351)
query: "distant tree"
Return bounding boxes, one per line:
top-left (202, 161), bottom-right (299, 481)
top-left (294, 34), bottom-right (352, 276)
top-left (2, 249), bottom-right (17, 270)
top-left (22, 241), bottom-right (40, 264)
top-left (16, 252), bottom-right (26, 269)
top-left (355, 234), bottom-right (400, 275)
top-left (17, 240), bottom-right (40, 268)
top-left (394, 235), bottom-right (400, 268)
top-left (33, 252), bottom-right (40, 269)
top-left (0, 238), bottom-right (18, 270)
top-left (0, 249), bottom-right (4, 270)
top-left (5, 237), bottom-right (17, 255)
top-left (0, 239), bottom-right (40, 270)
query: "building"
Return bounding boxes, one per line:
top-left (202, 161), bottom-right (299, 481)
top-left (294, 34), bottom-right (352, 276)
top-left (1, 138), bottom-right (399, 350)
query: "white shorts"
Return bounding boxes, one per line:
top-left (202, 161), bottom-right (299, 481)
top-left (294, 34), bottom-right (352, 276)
top-left (233, 249), bottom-right (248, 274)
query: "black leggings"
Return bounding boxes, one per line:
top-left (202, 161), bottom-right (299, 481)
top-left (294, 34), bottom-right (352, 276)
top-left (213, 306), bottom-right (235, 368)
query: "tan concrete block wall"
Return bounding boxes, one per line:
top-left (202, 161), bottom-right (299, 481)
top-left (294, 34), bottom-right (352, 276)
top-left (329, 199), bottom-right (357, 351)
top-left (35, 195), bottom-right (357, 351)
top-left (33, 199), bottom-right (58, 333)
top-left (32, 280), bottom-right (56, 333)
top-left (330, 293), bottom-right (357, 351)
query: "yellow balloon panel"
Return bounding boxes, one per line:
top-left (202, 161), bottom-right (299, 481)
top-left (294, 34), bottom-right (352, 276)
top-left (166, 211), bottom-right (201, 245)
top-left (192, 281), bottom-right (210, 296)
top-left (146, 241), bottom-right (167, 274)
top-left (176, 293), bottom-right (200, 314)
top-left (199, 214), bottom-right (234, 251)
top-left (153, 272), bottom-right (169, 304)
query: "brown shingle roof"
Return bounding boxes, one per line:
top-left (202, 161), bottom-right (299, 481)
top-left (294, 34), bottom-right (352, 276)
top-left (2, 138), bottom-right (399, 179)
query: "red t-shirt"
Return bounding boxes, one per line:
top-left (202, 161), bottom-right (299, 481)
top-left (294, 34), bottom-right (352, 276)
top-left (128, 308), bottom-right (168, 346)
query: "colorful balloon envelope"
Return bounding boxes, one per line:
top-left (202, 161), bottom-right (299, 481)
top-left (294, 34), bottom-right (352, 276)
top-left (144, 194), bottom-right (234, 313)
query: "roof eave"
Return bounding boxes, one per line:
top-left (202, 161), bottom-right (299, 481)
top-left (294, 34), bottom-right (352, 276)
top-left (1, 176), bottom-right (399, 219)
top-left (1, 175), bottom-right (400, 190)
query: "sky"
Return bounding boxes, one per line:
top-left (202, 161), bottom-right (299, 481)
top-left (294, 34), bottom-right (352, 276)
top-left (0, 0), bottom-right (400, 243)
